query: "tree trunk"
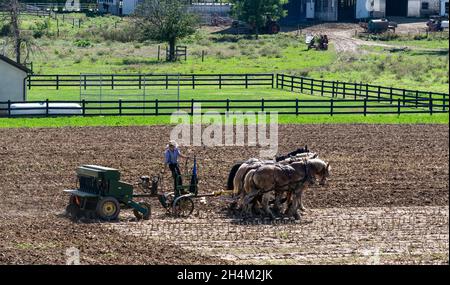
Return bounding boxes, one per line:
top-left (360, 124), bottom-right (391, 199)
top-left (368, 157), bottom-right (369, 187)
top-left (168, 38), bottom-right (176, 62)
top-left (14, 38), bottom-right (21, 63)
top-left (8, 0), bottom-right (21, 63)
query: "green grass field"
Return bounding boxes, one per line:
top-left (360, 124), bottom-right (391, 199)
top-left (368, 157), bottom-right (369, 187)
top-left (0, 13), bottom-right (448, 127)
top-left (4, 14), bottom-right (446, 93)
top-left (0, 113), bottom-right (447, 128)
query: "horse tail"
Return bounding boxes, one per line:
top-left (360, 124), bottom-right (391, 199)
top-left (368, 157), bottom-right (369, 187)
top-left (243, 169), bottom-right (257, 196)
top-left (227, 162), bottom-right (243, 190)
top-left (233, 163), bottom-right (258, 197)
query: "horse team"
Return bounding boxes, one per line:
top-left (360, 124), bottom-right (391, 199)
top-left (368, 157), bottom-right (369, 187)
top-left (227, 146), bottom-right (330, 220)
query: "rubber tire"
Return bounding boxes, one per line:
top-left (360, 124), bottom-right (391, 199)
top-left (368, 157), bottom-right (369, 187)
top-left (173, 196), bottom-right (194, 218)
top-left (96, 197), bottom-right (120, 221)
top-left (66, 204), bottom-right (80, 220)
top-left (133, 202), bottom-right (151, 220)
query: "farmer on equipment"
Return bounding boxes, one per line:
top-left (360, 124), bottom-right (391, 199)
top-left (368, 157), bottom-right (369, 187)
top-left (162, 140), bottom-right (188, 194)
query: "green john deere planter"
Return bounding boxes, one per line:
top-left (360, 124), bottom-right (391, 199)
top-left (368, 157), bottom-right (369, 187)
top-left (63, 165), bottom-right (151, 221)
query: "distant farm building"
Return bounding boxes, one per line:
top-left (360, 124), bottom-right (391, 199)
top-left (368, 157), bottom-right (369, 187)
top-left (441, 0), bottom-right (449, 16)
top-left (282, 0), bottom-right (443, 24)
top-left (97, 0), bottom-right (231, 20)
top-left (98, 0), bottom-right (139, 15)
top-left (0, 55), bottom-right (31, 113)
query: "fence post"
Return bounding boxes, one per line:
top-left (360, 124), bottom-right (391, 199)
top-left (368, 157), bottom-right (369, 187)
top-left (402, 90), bottom-right (406, 106)
top-left (82, 99), bottom-right (85, 116)
top-left (271, 74), bottom-right (274, 89)
top-left (291, 76), bottom-right (294, 92)
top-left (261, 98), bottom-right (265, 112)
top-left (363, 99), bottom-right (367, 116)
top-left (245, 74), bottom-right (248, 89)
top-left (84, 75), bottom-right (87, 90)
top-left (332, 81), bottom-right (335, 98)
top-left (343, 82), bottom-right (346, 99)
top-left (191, 99), bottom-right (194, 116)
top-left (390, 87), bottom-right (393, 104)
top-left (354, 82), bottom-right (357, 100)
top-left (28, 76), bottom-right (31, 90)
top-left (192, 74), bottom-right (195, 89)
top-left (310, 78), bottom-right (314, 95)
top-left (281, 74), bottom-right (285, 89)
top-left (276, 74), bottom-right (279, 89)
top-left (165, 75), bottom-right (168, 89)
top-left (429, 98), bottom-right (433, 115)
top-left (366, 83), bottom-right (369, 100)
top-left (443, 94), bottom-right (447, 112)
top-left (300, 77), bottom-right (304, 93)
top-left (219, 74), bottom-right (222, 89)
top-left (45, 99), bottom-right (49, 117)
top-left (155, 99), bottom-right (159, 116)
top-left (226, 98), bottom-right (230, 113)
top-left (295, 98), bottom-right (299, 116)
top-left (415, 91), bottom-right (419, 108)
top-left (397, 98), bottom-right (401, 115)
top-left (330, 99), bottom-right (334, 116)
top-left (157, 45), bottom-right (160, 61)
top-left (321, 80), bottom-right (325, 96)
top-left (377, 86), bottom-right (381, 102)
top-left (56, 75), bottom-right (59, 90)
top-left (7, 100), bottom-right (11, 117)
top-left (119, 99), bottom-right (122, 116)
top-left (429, 92), bottom-right (433, 115)
top-left (139, 75), bottom-right (142, 90)
top-left (111, 75), bottom-right (114, 90)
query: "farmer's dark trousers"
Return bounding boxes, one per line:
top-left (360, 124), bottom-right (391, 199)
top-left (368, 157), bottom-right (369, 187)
top-left (169, 163), bottom-right (182, 195)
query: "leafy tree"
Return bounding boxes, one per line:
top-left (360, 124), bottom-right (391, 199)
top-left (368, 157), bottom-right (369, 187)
top-left (0, 0), bottom-right (22, 63)
top-left (133, 0), bottom-right (199, 61)
top-left (231, 0), bottom-right (288, 35)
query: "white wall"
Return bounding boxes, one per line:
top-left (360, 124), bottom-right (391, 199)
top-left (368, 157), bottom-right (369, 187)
top-left (0, 60), bottom-right (28, 115)
top-left (408, 0), bottom-right (421, 17)
top-left (441, 0), bottom-right (449, 16)
top-left (356, 0), bottom-right (386, 19)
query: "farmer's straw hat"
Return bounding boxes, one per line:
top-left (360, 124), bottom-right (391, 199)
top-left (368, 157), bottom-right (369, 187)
top-left (167, 140), bottom-right (178, 148)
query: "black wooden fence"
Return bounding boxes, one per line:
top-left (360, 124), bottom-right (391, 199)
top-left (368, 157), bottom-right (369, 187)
top-left (24, 73), bottom-right (449, 114)
top-left (1, 98), bottom-right (446, 118)
top-left (27, 74), bottom-right (275, 90)
top-left (276, 74), bottom-right (448, 112)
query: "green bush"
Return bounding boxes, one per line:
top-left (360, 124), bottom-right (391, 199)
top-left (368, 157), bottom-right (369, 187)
top-left (32, 21), bottom-right (49, 39)
top-left (73, 39), bottom-right (92, 47)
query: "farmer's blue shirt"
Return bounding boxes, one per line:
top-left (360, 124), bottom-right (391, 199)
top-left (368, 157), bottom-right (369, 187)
top-left (165, 148), bottom-right (180, 164)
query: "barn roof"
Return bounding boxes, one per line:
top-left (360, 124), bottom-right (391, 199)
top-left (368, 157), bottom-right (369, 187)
top-left (0, 54), bottom-right (32, 73)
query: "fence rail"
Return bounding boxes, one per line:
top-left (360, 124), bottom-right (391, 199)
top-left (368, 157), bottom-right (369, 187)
top-left (27, 73), bottom-right (275, 89)
top-left (26, 73), bottom-right (449, 112)
top-left (277, 74), bottom-right (448, 112)
top-left (1, 98), bottom-right (446, 118)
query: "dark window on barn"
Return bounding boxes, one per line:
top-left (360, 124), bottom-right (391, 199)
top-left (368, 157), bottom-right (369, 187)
top-left (421, 2), bottom-right (429, 10)
top-left (315, 0), bottom-right (322, 12)
top-left (315, 0), bottom-right (330, 12)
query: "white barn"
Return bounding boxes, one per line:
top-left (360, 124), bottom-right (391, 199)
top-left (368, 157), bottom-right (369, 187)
top-left (441, 0), bottom-right (449, 16)
top-left (0, 54), bottom-right (31, 115)
top-left (98, 0), bottom-right (140, 15)
top-left (285, 0), bottom-right (443, 22)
